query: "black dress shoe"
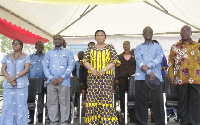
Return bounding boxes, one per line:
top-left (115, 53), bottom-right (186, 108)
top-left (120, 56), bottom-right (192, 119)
top-left (130, 119), bottom-right (135, 123)
top-left (169, 114), bottom-right (175, 117)
top-left (38, 119), bottom-right (43, 123)
top-left (28, 119), bottom-right (33, 124)
top-left (174, 117), bottom-right (179, 122)
top-left (151, 118), bottom-right (154, 123)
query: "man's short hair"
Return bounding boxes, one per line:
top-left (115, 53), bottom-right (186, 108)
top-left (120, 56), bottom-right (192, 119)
top-left (35, 41), bottom-right (43, 46)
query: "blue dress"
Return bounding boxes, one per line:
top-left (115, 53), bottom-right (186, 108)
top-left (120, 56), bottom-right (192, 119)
top-left (0, 54), bottom-right (30, 125)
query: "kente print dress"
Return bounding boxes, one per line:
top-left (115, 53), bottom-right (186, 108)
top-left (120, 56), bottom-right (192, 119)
top-left (0, 55), bottom-right (30, 125)
top-left (82, 44), bottom-right (121, 125)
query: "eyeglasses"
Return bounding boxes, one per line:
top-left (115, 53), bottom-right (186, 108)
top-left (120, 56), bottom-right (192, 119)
top-left (53, 38), bottom-right (62, 41)
top-left (12, 42), bottom-right (21, 46)
top-left (143, 30), bottom-right (153, 34)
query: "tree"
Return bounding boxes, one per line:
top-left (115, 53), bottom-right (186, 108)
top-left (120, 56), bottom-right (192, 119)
top-left (0, 35), bottom-right (13, 54)
top-left (0, 34), bottom-right (53, 54)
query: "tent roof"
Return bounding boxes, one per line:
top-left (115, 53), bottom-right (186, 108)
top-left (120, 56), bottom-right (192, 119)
top-left (0, 0), bottom-right (200, 43)
top-left (0, 17), bottom-right (49, 44)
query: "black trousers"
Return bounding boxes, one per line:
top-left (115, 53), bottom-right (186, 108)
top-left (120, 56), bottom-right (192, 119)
top-left (176, 84), bottom-right (200, 125)
top-left (119, 76), bottom-right (134, 120)
top-left (29, 110), bottom-right (43, 122)
top-left (29, 93), bottom-right (44, 122)
top-left (135, 80), bottom-right (165, 125)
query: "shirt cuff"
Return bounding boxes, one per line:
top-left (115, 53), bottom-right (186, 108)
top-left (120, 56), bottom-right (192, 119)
top-left (146, 69), bottom-right (151, 75)
top-left (61, 75), bottom-right (66, 80)
top-left (48, 75), bottom-right (54, 81)
top-left (147, 63), bottom-right (152, 69)
top-left (61, 74), bottom-right (70, 80)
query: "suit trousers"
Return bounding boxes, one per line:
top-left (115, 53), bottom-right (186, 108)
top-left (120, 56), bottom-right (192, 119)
top-left (47, 83), bottom-right (70, 125)
top-left (119, 76), bottom-right (134, 120)
top-left (176, 84), bottom-right (200, 125)
top-left (135, 80), bottom-right (165, 125)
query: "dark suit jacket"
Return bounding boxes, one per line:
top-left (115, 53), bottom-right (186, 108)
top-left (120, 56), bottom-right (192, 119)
top-left (79, 64), bottom-right (88, 90)
top-left (115, 51), bottom-right (136, 80)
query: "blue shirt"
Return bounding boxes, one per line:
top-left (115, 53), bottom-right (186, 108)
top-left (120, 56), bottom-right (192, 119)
top-left (43, 46), bottom-right (75, 87)
top-left (28, 53), bottom-right (46, 79)
top-left (134, 41), bottom-right (164, 82)
top-left (1, 55), bottom-right (31, 88)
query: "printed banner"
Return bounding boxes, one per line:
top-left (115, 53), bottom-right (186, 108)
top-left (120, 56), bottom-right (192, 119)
top-left (66, 44), bottom-right (88, 56)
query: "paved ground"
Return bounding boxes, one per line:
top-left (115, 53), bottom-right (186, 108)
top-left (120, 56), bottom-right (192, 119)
top-left (28, 117), bottom-right (179, 125)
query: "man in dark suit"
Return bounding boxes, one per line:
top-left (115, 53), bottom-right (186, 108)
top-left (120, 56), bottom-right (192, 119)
top-left (115, 41), bottom-right (136, 122)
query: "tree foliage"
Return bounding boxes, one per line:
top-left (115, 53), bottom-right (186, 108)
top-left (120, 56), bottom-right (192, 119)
top-left (0, 35), bottom-right (13, 54)
top-left (0, 34), bottom-right (53, 54)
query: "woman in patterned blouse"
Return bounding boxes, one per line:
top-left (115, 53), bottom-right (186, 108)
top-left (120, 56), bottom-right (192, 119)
top-left (82, 30), bottom-right (121, 125)
top-left (0, 39), bottom-right (30, 125)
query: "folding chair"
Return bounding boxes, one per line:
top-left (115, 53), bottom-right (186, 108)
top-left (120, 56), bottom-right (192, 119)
top-left (164, 75), bottom-right (178, 122)
top-left (79, 90), bottom-right (87, 124)
top-left (28, 78), bottom-right (44, 124)
top-left (70, 76), bottom-right (77, 124)
top-left (125, 75), bottom-right (135, 124)
top-left (0, 95), bottom-right (3, 113)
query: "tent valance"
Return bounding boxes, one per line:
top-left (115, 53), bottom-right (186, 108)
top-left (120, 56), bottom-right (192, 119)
top-left (0, 17), bottom-right (49, 44)
top-left (15, 0), bottom-right (149, 5)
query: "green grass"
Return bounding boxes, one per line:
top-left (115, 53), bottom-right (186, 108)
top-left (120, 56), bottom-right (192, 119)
top-left (0, 89), bottom-right (3, 95)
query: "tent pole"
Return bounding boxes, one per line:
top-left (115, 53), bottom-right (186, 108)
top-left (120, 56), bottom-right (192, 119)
top-left (154, 0), bottom-right (168, 13)
top-left (56, 5), bottom-right (98, 35)
top-left (81, 5), bottom-right (91, 16)
top-left (144, 1), bottom-right (200, 31)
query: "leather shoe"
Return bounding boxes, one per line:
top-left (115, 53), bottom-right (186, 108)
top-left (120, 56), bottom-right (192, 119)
top-left (174, 117), bottom-right (179, 122)
top-left (38, 119), bottom-right (43, 123)
top-left (169, 114), bottom-right (175, 117)
top-left (130, 119), bottom-right (135, 123)
top-left (28, 119), bottom-right (33, 124)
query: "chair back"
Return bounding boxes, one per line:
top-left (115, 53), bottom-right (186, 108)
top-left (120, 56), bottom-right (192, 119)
top-left (28, 78), bottom-right (44, 103)
top-left (165, 75), bottom-right (178, 101)
top-left (70, 76), bottom-right (78, 94)
top-left (128, 76), bottom-right (135, 101)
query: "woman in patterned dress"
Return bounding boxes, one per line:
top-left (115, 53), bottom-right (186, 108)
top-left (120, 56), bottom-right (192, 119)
top-left (0, 39), bottom-right (30, 125)
top-left (82, 30), bottom-right (121, 125)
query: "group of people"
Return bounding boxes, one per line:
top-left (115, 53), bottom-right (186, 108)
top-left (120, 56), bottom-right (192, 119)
top-left (0, 34), bottom-right (75, 125)
top-left (0, 25), bottom-right (199, 125)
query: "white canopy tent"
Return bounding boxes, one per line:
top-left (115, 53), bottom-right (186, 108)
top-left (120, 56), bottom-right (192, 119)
top-left (0, 0), bottom-right (200, 58)
top-left (0, 0), bottom-right (200, 38)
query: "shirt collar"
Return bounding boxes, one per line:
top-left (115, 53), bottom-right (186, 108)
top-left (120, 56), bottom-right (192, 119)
top-left (53, 46), bottom-right (64, 51)
top-left (122, 51), bottom-right (131, 55)
top-left (141, 41), bottom-right (154, 45)
top-left (178, 39), bottom-right (195, 45)
top-left (34, 53), bottom-right (44, 55)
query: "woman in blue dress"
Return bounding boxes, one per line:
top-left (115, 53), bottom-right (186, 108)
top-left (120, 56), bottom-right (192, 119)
top-left (0, 39), bottom-right (30, 125)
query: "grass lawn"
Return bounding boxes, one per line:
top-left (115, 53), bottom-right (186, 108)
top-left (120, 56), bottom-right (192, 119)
top-left (0, 89), bottom-right (3, 95)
